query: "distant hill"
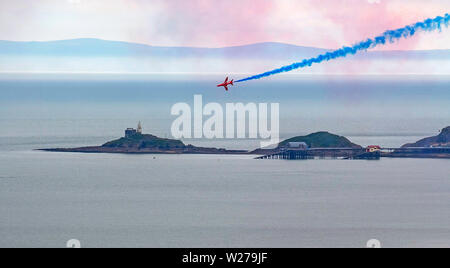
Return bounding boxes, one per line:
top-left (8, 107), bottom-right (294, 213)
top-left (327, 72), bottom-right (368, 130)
top-left (102, 133), bottom-right (185, 149)
top-left (278, 131), bottom-right (362, 149)
top-left (2, 38), bottom-right (450, 73)
top-left (402, 127), bottom-right (450, 148)
top-left (0, 39), bottom-right (328, 59)
top-left (1, 38), bottom-right (449, 60)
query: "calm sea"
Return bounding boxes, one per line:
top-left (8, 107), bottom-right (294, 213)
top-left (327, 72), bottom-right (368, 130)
top-left (0, 74), bottom-right (449, 247)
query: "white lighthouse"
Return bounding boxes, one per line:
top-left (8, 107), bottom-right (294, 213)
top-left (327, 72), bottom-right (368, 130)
top-left (137, 121), bottom-right (143, 134)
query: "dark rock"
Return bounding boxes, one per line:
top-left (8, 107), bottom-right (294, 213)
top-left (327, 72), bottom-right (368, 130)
top-left (278, 131), bottom-right (362, 149)
top-left (402, 126), bottom-right (450, 148)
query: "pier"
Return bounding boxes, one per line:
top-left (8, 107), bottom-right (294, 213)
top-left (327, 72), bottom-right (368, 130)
top-left (256, 150), bottom-right (312, 160)
top-left (256, 148), bottom-right (368, 160)
top-left (256, 147), bottom-right (450, 160)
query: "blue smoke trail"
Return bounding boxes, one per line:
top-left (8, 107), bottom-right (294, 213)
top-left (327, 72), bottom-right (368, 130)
top-left (236, 14), bottom-right (450, 83)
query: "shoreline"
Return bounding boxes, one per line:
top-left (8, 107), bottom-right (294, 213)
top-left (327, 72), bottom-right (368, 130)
top-left (38, 147), bottom-right (450, 159)
top-left (37, 147), bottom-right (252, 155)
top-left (37, 127), bottom-right (450, 159)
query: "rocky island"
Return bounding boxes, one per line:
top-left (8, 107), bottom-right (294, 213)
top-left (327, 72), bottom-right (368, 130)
top-left (41, 134), bottom-right (248, 154)
top-left (279, 131), bottom-right (362, 149)
top-left (250, 131), bottom-right (362, 156)
top-left (382, 126), bottom-right (450, 159)
top-left (402, 126), bottom-right (450, 148)
top-left (40, 123), bottom-right (247, 155)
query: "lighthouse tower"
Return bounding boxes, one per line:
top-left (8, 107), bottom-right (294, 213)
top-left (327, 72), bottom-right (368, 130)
top-left (137, 121), bottom-right (143, 134)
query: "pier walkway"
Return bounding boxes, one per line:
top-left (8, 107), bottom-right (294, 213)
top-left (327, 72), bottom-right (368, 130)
top-left (256, 147), bottom-right (450, 160)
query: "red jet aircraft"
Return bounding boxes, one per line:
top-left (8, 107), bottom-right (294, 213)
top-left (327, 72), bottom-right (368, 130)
top-left (217, 77), bottom-right (234, 91)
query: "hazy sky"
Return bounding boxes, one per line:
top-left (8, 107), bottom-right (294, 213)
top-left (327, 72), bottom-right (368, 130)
top-left (1, 0), bottom-right (450, 49)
